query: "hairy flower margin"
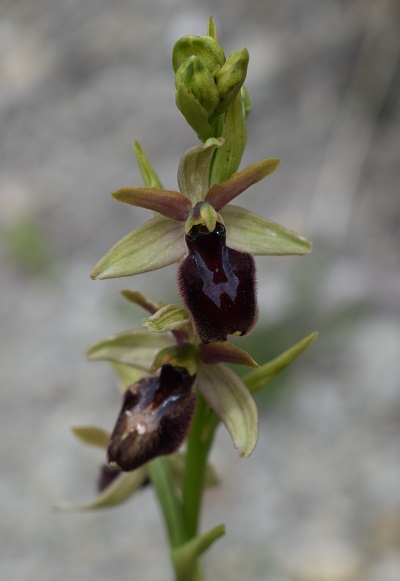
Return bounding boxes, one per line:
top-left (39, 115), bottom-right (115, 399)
top-left (57, 19), bottom-right (317, 580)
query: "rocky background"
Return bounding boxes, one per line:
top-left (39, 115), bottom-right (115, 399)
top-left (1, 0), bottom-right (400, 579)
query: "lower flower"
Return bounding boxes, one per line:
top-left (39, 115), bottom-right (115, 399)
top-left (108, 364), bottom-right (196, 471)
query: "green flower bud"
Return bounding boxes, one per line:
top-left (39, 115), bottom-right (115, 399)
top-left (175, 56), bottom-right (221, 140)
top-left (172, 35), bottom-right (225, 74)
top-left (212, 48), bottom-right (249, 120)
top-left (175, 56), bottom-right (220, 114)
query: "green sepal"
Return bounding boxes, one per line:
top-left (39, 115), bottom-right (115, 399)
top-left (209, 92), bottom-right (247, 186)
top-left (54, 468), bottom-right (148, 512)
top-left (150, 343), bottom-right (198, 376)
top-left (212, 48), bottom-right (249, 119)
top-left (71, 426), bottom-right (110, 449)
top-left (166, 453), bottom-right (219, 489)
top-left (197, 363), bottom-right (258, 458)
top-left (199, 341), bottom-right (259, 368)
top-left (177, 139), bottom-right (223, 204)
top-left (110, 361), bottom-right (147, 392)
top-left (172, 524), bottom-right (225, 580)
top-left (133, 141), bottom-right (163, 188)
top-left (86, 330), bottom-right (174, 370)
top-left (244, 332), bottom-right (318, 394)
top-left (141, 304), bottom-right (191, 333)
top-left (90, 216), bottom-right (185, 279)
top-left (112, 187), bottom-right (191, 221)
top-left (222, 205), bottom-right (312, 256)
top-left (207, 157), bottom-right (280, 209)
top-left (172, 35), bottom-right (225, 74)
top-left (120, 290), bottom-right (163, 314)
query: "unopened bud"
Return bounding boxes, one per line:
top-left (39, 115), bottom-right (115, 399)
top-left (212, 48), bottom-right (249, 119)
top-left (176, 56), bottom-right (219, 114)
top-left (172, 35), bottom-right (225, 74)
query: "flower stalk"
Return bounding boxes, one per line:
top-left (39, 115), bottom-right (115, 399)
top-left (60, 17), bottom-right (317, 581)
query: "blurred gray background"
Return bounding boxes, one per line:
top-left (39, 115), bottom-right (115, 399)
top-left (1, 0), bottom-right (400, 580)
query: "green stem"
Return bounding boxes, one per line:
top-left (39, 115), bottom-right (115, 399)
top-left (208, 114), bottom-right (226, 185)
top-left (182, 393), bottom-right (219, 539)
top-left (149, 395), bottom-right (219, 580)
top-left (148, 458), bottom-right (187, 549)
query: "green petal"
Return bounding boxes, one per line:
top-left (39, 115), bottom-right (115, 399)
top-left (86, 330), bottom-right (174, 369)
top-left (90, 216), bottom-right (185, 279)
top-left (177, 139), bottom-right (223, 205)
top-left (110, 361), bottom-right (147, 391)
top-left (71, 426), bottom-right (110, 449)
top-left (112, 188), bottom-right (191, 221)
top-left (199, 341), bottom-right (259, 368)
top-left (133, 141), bottom-right (163, 188)
top-left (141, 304), bottom-right (191, 333)
top-left (244, 332), bottom-right (318, 394)
top-left (197, 363), bottom-right (258, 458)
top-left (222, 205), bottom-right (312, 255)
top-left (172, 524), bottom-right (225, 580)
top-left (54, 468), bottom-right (148, 512)
top-left (206, 158), bottom-right (280, 210)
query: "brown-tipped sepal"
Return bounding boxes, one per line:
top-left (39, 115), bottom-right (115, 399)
top-left (178, 222), bottom-right (258, 343)
top-left (107, 365), bottom-right (196, 471)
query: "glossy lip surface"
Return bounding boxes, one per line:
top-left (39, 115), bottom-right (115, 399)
top-left (178, 223), bottom-right (258, 343)
top-left (108, 365), bottom-right (196, 471)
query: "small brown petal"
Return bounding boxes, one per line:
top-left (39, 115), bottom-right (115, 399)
top-left (107, 365), bottom-right (196, 471)
top-left (112, 188), bottom-right (191, 221)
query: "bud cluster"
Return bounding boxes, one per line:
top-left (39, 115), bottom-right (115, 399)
top-left (173, 32), bottom-right (249, 141)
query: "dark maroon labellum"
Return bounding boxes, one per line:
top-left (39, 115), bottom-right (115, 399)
top-left (178, 223), bottom-right (258, 343)
top-left (107, 364), bottom-right (196, 472)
